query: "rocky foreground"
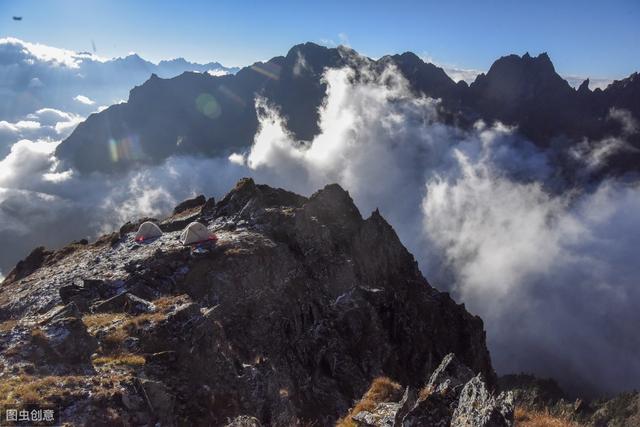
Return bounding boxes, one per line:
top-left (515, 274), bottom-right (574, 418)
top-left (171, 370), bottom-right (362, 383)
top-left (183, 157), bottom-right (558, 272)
top-left (0, 178), bottom-right (502, 426)
top-left (0, 178), bottom-right (637, 426)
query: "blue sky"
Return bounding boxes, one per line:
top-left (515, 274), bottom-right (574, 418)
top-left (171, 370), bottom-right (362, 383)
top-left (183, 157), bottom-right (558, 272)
top-left (1, 0), bottom-right (639, 78)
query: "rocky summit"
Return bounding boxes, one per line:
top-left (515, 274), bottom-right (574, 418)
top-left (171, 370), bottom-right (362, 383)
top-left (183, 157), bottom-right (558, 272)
top-left (0, 178), bottom-right (498, 426)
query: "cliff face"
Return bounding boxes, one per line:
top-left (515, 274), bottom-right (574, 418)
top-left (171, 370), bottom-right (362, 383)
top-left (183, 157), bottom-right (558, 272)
top-left (0, 179), bottom-right (494, 426)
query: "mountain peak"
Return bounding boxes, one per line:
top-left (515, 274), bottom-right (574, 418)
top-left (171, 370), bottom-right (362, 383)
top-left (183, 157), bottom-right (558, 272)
top-left (56, 42), bottom-right (640, 174)
top-left (0, 179), bottom-right (494, 424)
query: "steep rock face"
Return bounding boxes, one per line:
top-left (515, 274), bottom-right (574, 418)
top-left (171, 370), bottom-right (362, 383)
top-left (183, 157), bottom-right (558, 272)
top-left (0, 179), bottom-right (493, 426)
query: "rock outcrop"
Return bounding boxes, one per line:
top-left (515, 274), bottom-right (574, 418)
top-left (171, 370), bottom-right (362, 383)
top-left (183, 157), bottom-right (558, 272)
top-left (347, 354), bottom-right (513, 427)
top-left (0, 179), bottom-right (495, 425)
top-left (501, 374), bottom-right (640, 427)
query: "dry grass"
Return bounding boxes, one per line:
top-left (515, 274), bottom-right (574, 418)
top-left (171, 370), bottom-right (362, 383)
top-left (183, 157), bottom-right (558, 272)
top-left (336, 377), bottom-right (402, 427)
top-left (82, 312), bottom-right (128, 330)
top-left (101, 327), bottom-right (129, 353)
top-left (84, 311), bottom-right (165, 354)
top-left (93, 354), bottom-right (145, 366)
top-left (123, 311), bottom-right (166, 331)
top-left (152, 294), bottom-right (191, 311)
top-left (0, 375), bottom-right (86, 406)
top-left (515, 406), bottom-right (581, 427)
top-left (0, 374), bottom-right (133, 406)
top-left (418, 385), bottom-right (433, 401)
top-left (30, 327), bottom-right (48, 345)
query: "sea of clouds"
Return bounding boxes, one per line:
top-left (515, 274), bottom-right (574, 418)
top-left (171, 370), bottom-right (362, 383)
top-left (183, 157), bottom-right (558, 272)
top-left (1, 41), bottom-right (638, 396)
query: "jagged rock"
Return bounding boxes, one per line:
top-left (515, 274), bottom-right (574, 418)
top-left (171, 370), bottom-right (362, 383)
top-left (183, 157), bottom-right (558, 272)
top-left (349, 354), bottom-right (512, 427)
top-left (401, 354), bottom-right (475, 426)
top-left (451, 375), bottom-right (514, 427)
top-left (426, 353), bottom-right (475, 395)
top-left (353, 388), bottom-right (416, 427)
top-left (92, 292), bottom-right (156, 315)
top-left (225, 416), bottom-right (262, 427)
top-left (399, 354), bottom-right (475, 426)
top-left (394, 387), bottom-right (417, 425)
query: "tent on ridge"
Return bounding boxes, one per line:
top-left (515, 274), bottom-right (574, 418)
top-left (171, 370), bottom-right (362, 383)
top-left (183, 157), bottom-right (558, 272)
top-left (180, 221), bottom-right (216, 245)
top-left (134, 221), bottom-right (163, 242)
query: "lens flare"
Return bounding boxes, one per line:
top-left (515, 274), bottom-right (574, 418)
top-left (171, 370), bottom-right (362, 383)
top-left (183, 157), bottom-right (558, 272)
top-left (251, 62), bottom-right (281, 80)
top-left (219, 85), bottom-right (246, 107)
top-left (196, 93), bottom-right (221, 119)
top-left (108, 135), bottom-right (142, 163)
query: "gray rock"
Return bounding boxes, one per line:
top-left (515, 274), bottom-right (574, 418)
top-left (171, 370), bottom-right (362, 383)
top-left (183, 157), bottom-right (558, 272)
top-left (401, 353), bottom-right (475, 427)
top-left (451, 375), bottom-right (514, 427)
top-left (426, 353), bottom-right (475, 396)
top-left (354, 403), bottom-right (399, 426)
top-left (225, 415), bottom-right (262, 427)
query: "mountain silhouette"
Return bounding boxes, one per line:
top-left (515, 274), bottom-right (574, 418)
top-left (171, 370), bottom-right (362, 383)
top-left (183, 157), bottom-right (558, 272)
top-left (56, 43), bottom-right (640, 175)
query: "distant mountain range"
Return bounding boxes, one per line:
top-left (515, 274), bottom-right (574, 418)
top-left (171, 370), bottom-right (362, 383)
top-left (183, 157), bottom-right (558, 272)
top-left (0, 37), bottom-right (239, 121)
top-left (57, 42), bottom-right (640, 178)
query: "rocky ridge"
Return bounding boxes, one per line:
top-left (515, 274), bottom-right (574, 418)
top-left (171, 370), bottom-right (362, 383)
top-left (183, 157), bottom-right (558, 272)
top-left (344, 354), bottom-right (513, 427)
top-left (0, 178), bottom-right (495, 426)
top-left (500, 374), bottom-right (640, 427)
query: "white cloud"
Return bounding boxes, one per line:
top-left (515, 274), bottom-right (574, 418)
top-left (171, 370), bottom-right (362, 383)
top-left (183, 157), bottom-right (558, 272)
top-left (0, 37), bottom-right (237, 121)
top-left (74, 95), bottom-right (95, 105)
top-left (0, 109), bottom-right (82, 157)
top-left (443, 66), bottom-right (482, 84)
top-left (564, 75), bottom-right (613, 90)
top-left (420, 54), bottom-right (482, 84)
top-left (0, 37), bottom-right (87, 68)
top-left (231, 64), bottom-right (640, 395)
top-left (206, 69), bottom-right (229, 77)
